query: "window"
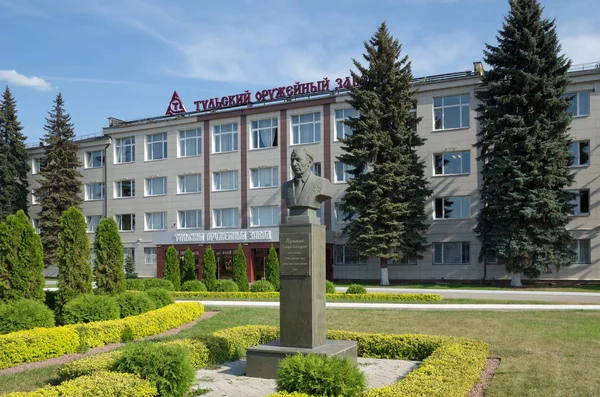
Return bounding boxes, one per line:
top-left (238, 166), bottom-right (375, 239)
top-left (179, 129), bottom-right (202, 157)
top-left (292, 112), bottom-right (321, 144)
top-left (32, 219), bottom-right (40, 234)
top-left (123, 247), bottom-right (135, 263)
top-left (434, 94), bottom-right (470, 130)
top-left (213, 123), bottom-right (238, 153)
top-left (409, 106), bottom-right (417, 132)
top-left (145, 177), bottom-right (167, 196)
top-left (433, 242), bottom-right (470, 264)
top-left (85, 183), bottom-right (105, 201)
top-left (251, 118), bottom-right (278, 149)
top-left (32, 158), bottom-right (45, 174)
top-left (311, 162), bottom-right (321, 177)
top-left (335, 204), bottom-right (358, 224)
top-left (571, 239), bottom-right (591, 264)
top-left (86, 215), bottom-right (101, 233)
top-left (146, 133), bottom-right (167, 160)
top-left (251, 206), bottom-right (278, 227)
top-left (213, 208), bottom-right (238, 228)
top-left (90, 248), bottom-right (95, 267)
top-left (250, 167), bottom-right (278, 189)
top-left (335, 245), bottom-right (363, 265)
top-left (569, 190), bottom-right (590, 216)
top-left (145, 212), bottom-right (166, 231)
top-left (564, 92), bottom-right (590, 117)
top-left (335, 162), bottom-right (355, 183)
top-left (434, 197), bottom-right (471, 219)
top-left (115, 137), bottom-right (135, 163)
top-left (115, 214), bottom-right (135, 231)
top-left (213, 170), bottom-right (238, 191)
top-left (85, 150), bottom-right (105, 168)
top-left (144, 247), bottom-right (157, 265)
top-left (31, 191), bottom-right (40, 205)
top-left (335, 108), bottom-right (358, 140)
top-left (178, 174), bottom-right (202, 194)
top-left (387, 253), bottom-right (417, 265)
top-left (434, 151), bottom-right (470, 175)
top-left (114, 180), bottom-right (135, 198)
top-left (178, 210), bottom-right (202, 229)
top-left (569, 141), bottom-right (590, 167)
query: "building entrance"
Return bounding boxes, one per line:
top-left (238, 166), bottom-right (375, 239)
top-left (253, 248), bottom-right (269, 280)
top-left (214, 249), bottom-right (234, 279)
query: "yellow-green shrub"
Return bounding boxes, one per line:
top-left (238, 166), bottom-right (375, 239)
top-left (173, 291), bottom-right (280, 300)
top-left (162, 338), bottom-right (210, 368)
top-left (196, 325), bottom-right (279, 363)
top-left (171, 291), bottom-right (442, 302)
top-left (58, 350), bottom-right (124, 381)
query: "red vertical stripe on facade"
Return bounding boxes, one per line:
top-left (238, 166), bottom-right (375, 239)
top-left (323, 104), bottom-right (332, 229)
top-left (240, 115), bottom-right (248, 228)
top-left (204, 120), bottom-right (210, 230)
top-left (279, 109), bottom-right (288, 223)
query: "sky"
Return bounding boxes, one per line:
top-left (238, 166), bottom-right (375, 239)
top-left (1, 0), bottom-right (599, 144)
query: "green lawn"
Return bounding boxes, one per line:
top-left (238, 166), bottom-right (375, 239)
top-left (335, 282), bottom-right (600, 293)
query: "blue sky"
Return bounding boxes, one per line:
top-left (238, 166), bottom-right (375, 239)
top-left (1, 0), bottom-right (599, 144)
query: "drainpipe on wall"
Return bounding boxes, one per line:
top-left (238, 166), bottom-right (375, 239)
top-left (103, 137), bottom-right (112, 218)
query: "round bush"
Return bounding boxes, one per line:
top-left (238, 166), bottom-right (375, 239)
top-left (214, 280), bottom-right (239, 292)
top-left (181, 280), bottom-right (207, 292)
top-left (116, 292), bottom-right (156, 318)
top-left (0, 299), bottom-right (55, 334)
top-left (325, 280), bottom-right (336, 294)
top-left (125, 279), bottom-right (145, 291)
top-left (143, 278), bottom-right (175, 291)
top-left (277, 353), bottom-right (366, 397)
top-left (145, 288), bottom-right (175, 308)
top-left (62, 294), bottom-right (120, 325)
top-left (250, 280), bottom-right (275, 293)
top-left (346, 284), bottom-right (367, 294)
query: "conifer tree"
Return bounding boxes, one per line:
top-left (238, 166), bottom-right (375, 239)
top-left (232, 244), bottom-right (249, 292)
top-left (475, 0), bottom-right (574, 287)
top-left (94, 217), bottom-right (126, 294)
top-left (338, 22), bottom-right (431, 285)
top-left (56, 206), bottom-right (92, 305)
top-left (0, 210), bottom-right (45, 302)
top-left (266, 244), bottom-right (280, 291)
top-left (124, 254), bottom-right (137, 278)
top-left (164, 246), bottom-right (181, 290)
top-left (181, 248), bottom-right (197, 283)
top-left (36, 93), bottom-right (83, 268)
top-left (202, 247), bottom-right (217, 292)
top-left (0, 86), bottom-right (29, 221)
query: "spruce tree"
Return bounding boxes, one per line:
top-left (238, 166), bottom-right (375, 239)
top-left (164, 246), bottom-right (181, 290)
top-left (94, 217), bottom-right (126, 294)
top-left (232, 244), bottom-right (249, 292)
top-left (124, 254), bottom-right (137, 278)
top-left (36, 93), bottom-right (83, 268)
top-left (338, 22), bottom-right (431, 285)
top-left (475, 0), bottom-right (574, 287)
top-left (266, 245), bottom-right (280, 291)
top-left (0, 86), bottom-right (29, 221)
top-left (0, 210), bottom-right (45, 302)
top-left (202, 247), bottom-right (217, 292)
top-left (56, 206), bottom-right (92, 305)
top-left (181, 248), bottom-right (197, 283)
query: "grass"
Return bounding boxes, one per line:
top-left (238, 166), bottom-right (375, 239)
top-left (334, 282), bottom-right (600, 293)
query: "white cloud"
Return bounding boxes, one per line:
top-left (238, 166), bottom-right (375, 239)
top-left (0, 70), bottom-right (54, 91)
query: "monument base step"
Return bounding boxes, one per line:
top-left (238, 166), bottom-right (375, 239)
top-left (245, 339), bottom-right (358, 379)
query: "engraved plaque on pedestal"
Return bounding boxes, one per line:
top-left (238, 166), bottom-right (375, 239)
top-left (280, 232), bottom-right (311, 276)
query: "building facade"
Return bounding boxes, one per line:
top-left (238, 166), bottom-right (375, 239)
top-left (27, 63), bottom-right (600, 282)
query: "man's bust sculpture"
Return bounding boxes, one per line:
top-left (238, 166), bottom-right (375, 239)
top-left (282, 148), bottom-right (332, 222)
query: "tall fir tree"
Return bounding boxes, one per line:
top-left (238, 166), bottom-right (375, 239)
top-left (0, 86), bottom-right (29, 221)
top-left (338, 22), bottom-right (431, 285)
top-left (36, 93), bottom-right (83, 268)
top-left (475, 0), bottom-right (574, 287)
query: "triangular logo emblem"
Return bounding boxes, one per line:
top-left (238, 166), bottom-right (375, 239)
top-left (165, 91), bottom-right (187, 115)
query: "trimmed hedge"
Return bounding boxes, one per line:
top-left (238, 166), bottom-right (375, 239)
top-left (61, 294), bottom-right (120, 325)
top-left (0, 299), bottom-right (55, 334)
top-left (171, 291), bottom-right (442, 302)
top-left (346, 284), bottom-right (367, 294)
top-left (116, 292), bottom-right (156, 318)
top-left (145, 288), bottom-right (175, 308)
top-left (196, 325), bottom-right (280, 364)
top-left (181, 280), bottom-right (207, 292)
top-left (214, 279), bottom-right (239, 292)
top-left (250, 280), bottom-right (275, 293)
top-left (325, 280), bottom-right (336, 294)
top-left (126, 278), bottom-right (174, 291)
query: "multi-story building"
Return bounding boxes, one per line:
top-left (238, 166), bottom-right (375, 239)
top-left (27, 62), bottom-right (600, 282)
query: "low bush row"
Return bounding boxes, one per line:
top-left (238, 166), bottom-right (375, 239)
top-left (171, 291), bottom-right (442, 302)
top-left (125, 278), bottom-right (175, 291)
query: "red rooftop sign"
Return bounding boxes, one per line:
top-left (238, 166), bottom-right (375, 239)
top-left (165, 90), bottom-right (187, 115)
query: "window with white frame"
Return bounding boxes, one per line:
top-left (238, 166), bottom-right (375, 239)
top-left (114, 180), bottom-right (135, 198)
top-left (145, 177), bottom-right (167, 196)
top-left (213, 123), bottom-right (238, 153)
top-left (434, 94), bottom-right (470, 130)
top-left (433, 242), bottom-right (470, 264)
top-left (408, 105), bottom-right (417, 132)
top-left (86, 215), bottom-right (101, 233)
top-left (312, 162), bottom-right (321, 177)
top-left (213, 208), bottom-right (238, 228)
top-left (387, 253), bottom-right (417, 265)
top-left (291, 112), bottom-right (321, 144)
top-left (179, 129), bottom-right (202, 157)
top-left (213, 170), bottom-right (238, 191)
top-left (569, 141), bottom-right (590, 167)
top-left (434, 151), bottom-right (470, 175)
top-left (571, 239), bottom-right (591, 264)
top-left (251, 118), bottom-right (278, 149)
top-left (144, 247), bottom-right (157, 265)
top-left (563, 92), bottom-right (590, 117)
top-left (123, 247), bottom-right (135, 263)
top-left (569, 190), bottom-right (590, 215)
top-left (85, 183), bottom-right (105, 201)
top-left (32, 218), bottom-right (40, 234)
top-left (334, 245), bottom-right (363, 265)
top-left (250, 167), bottom-right (278, 189)
top-left (85, 150), bottom-right (105, 168)
top-left (115, 137), bottom-right (135, 163)
top-left (335, 108), bottom-right (359, 140)
top-left (335, 162), bottom-right (355, 183)
top-left (31, 190), bottom-right (40, 205)
top-left (146, 132), bottom-right (167, 160)
top-left (434, 196), bottom-right (471, 219)
top-left (115, 214), bottom-right (135, 231)
top-left (251, 206), bottom-right (278, 227)
top-left (178, 174), bottom-right (202, 194)
top-left (145, 212), bottom-right (166, 231)
top-left (178, 210), bottom-right (202, 229)
top-left (32, 158), bottom-right (45, 174)
top-left (335, 204), bottom-right (358, 224)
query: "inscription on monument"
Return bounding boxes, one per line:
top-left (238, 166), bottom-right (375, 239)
top-left (280, 233), bottom-right (311, 276)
